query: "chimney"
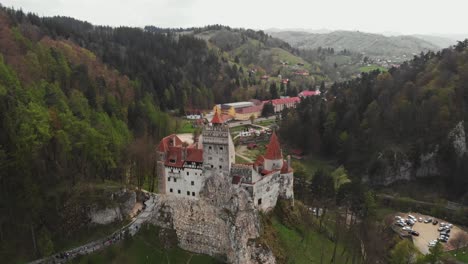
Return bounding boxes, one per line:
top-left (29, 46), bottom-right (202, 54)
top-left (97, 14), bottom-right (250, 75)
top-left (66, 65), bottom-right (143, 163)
top-left (182, 147), bottom-right (187, 161)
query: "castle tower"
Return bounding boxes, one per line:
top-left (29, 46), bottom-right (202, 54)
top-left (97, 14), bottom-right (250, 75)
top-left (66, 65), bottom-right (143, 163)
top-left (202, 109), bottom-right (235, 176)
top-left (263, 131), bottom-right (284, 171)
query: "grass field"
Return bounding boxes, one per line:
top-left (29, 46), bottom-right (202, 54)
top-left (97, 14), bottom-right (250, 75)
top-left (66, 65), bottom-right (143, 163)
top-left (359, 65), bottom-right (387, 73)
top-left (272, 218), bottom-right (349, 264)
top-left (446, 247), bottom-right (468, 263)
top-left (291, 154), bottom-right (336, 181)
top-left (255, 119), bottom-right (276, 127)
top-left (72, 225), bottom-right (222, 264)
top-left (176, 119), bottom-right (197, 134)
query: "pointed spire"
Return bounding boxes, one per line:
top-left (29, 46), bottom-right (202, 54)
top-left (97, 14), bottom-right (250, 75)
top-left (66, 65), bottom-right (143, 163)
top-left (264, 131), bottom-right (282, 160)
top-left (211, 107), bottom-right (223, 124)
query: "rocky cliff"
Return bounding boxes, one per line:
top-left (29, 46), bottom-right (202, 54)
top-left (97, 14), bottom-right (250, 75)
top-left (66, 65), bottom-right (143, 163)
top-left (367, 121), bottom-right (467, 186)
top-left (149, 171), bottom-right (276, 264)
top-left (89, 190), bottom-right (137, 225)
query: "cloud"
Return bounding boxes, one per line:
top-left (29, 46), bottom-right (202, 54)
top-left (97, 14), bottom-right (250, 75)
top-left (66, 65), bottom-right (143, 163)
top-left (1, 0), bottom-right (468, 35)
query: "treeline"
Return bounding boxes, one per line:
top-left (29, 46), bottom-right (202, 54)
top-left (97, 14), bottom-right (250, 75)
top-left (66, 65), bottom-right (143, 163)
top-left (280, 41), bottom-right (468, 201)
top-left (0, 8), bottom-right (177, 260)
top-left (2, 7), bottom-right (257, 109)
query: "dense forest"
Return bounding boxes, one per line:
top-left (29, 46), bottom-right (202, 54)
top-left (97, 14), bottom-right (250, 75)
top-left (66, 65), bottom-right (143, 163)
top-left (0, 6), bottom-right (184, 260)
top-left (0, 6), bottom-right (308, 260)
top-left (280, 41), bottom-right (468, 202)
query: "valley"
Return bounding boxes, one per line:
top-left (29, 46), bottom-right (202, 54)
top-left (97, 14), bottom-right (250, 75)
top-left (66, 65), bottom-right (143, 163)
top-left (0, 2), bottom-right (467, 264)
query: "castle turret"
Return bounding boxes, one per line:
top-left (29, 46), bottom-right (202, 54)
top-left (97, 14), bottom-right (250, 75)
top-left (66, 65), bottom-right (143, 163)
top-left (263, 131), bottom-right (283, 171)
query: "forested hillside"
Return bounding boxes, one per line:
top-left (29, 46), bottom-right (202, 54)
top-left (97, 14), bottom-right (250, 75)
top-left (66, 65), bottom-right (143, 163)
top-left (280, 41), bottom-right (468, 201)
top-left (0, 6), bottom-right (323, 261)
top-left (0, 7), bottom-right (182, 260)
top-left (269, 30), bottom-right (439, 58)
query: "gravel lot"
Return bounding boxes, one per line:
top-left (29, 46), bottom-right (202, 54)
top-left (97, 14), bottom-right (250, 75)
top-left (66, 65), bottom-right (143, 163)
top-left (394, 212), bottom-right (467, 254)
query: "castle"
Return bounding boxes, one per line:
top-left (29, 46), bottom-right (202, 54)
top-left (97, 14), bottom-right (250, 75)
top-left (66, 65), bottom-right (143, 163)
top-left (156, 110), bottom-right (294, 211)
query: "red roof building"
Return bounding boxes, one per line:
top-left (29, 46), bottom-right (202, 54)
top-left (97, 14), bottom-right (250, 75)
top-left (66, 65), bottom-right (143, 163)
top-left (298, 90), bottom-right (320, 98)
top-left (157, 134), bottom-right (203, 168)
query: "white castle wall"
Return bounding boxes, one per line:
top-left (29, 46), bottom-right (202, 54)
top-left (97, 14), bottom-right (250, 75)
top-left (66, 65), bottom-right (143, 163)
top-left (253, 172), bottom-right (281, 211)
top-left (165, 166), bottom-right (204, 198)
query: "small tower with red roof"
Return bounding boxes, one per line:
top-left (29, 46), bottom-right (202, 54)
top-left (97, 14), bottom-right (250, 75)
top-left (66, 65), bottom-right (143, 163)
top-left (263, 131), bottom-right (284, 171)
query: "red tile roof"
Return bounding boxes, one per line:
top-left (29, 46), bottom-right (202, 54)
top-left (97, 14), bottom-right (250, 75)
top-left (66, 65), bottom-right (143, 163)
top-left (263, 97), bottom-right (300, 106)
top-left (211, 108), bottom-right (223, 124)
top-left (299, 90), bottom-right (320, 97)
top-left (165, 146), bottom-right (184, 167)
top-left (232, 175), bottom-right (243, 184)
top-left (255, 155), bottom-right (265, 166)
top-left (158, 134), bottom-right (183, 152)
top-left (186, 148), bottom-right (203, 163)
top-left (236, 105), bottom-right (263, 114)
top-left (265, 132), bottom-right (282, 160)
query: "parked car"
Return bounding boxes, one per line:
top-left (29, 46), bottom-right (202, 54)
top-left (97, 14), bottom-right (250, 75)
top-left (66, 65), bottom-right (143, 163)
top-left (403, 226), bottom-right (412, 231)
top-left (396, 222), bottom-right (405, 227)
top-left (411, 230), bottom-right (420, 236)
top-left (408, 214), bottom-right (416, 220)
top-left (424, 218), bottom-right (432, 223)
top-left (418, 217), bottom-right (423, 222)
top-left (432, 220), bottom-right (438, 225)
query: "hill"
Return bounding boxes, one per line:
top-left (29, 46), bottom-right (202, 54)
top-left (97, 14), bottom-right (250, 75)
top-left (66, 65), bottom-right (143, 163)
top-left (412, 34), bottom-right (458, 49)
top-left (268, 30), bottom-right (440, 59)
top-left (280, 40), bottom-right (468, 202)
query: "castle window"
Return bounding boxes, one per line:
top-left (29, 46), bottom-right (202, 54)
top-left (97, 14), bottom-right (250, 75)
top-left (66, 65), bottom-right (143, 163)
top-left (209, 146), bottom-right (212, 150)
top-left (219, 158), bottom-right (223, 162)
top-left (186, 172), bottom-right (189, 176)
top-left (187, 191), bottom-right (190, 196)
top-left (174, 178), bottom-right (177, 183)
top-left (168, 177), bottom-right (170, 182)
top-left (219, 165), bottom-right (222, 169)
top-left (192, 192), bottom-right (195, 196)
top-left (171, 169), bottom-right (173, 173)
top-left (170, 188), bottom-right (173, 193)
top-left (220, 147), bottom-right (223, 150)
top-left (178, 190), bottom-right (181, 194)
top-left (258, 199), bottom-right (262, 205)
top-left (191, 181), bottom-right (194, 186)
top-left (211, 165), bottom-right (214, 168)
top-left (208, 157), bottom-right (212, 160)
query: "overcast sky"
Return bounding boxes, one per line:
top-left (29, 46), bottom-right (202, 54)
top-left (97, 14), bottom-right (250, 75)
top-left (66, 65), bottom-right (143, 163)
top-left (2, 0), bottom-right (468, 36)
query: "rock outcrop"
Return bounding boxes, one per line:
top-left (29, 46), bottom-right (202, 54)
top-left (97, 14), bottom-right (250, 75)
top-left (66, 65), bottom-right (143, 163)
top-left (89, 207), bottom-right (122, 225)
top-left (368, 121), bottom-right (467, 186)
top-left (88, 189), bottom-right (137, 225)
top-left (149, 171), bottom-right (276, 264)
top-left (448, 121), bottom-right (467, 158)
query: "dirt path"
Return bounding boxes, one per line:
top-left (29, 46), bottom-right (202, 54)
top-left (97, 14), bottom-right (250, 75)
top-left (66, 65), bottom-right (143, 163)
top-left (236, 145), bottom-right (254, 163)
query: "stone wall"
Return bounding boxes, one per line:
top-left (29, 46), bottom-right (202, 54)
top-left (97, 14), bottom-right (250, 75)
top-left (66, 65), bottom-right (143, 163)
top-left (149, 171), bottom-right (276, 264)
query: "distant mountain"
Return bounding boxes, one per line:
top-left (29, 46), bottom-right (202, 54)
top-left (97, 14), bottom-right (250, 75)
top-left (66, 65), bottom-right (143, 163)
top-left (268, 30), bottom-right (440, 58)
top-left (411, 34), bottom-right (457, 49)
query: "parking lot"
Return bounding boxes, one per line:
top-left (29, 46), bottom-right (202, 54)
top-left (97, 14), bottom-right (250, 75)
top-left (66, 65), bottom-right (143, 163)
top-left (394, 212), bottom-right (467, 254)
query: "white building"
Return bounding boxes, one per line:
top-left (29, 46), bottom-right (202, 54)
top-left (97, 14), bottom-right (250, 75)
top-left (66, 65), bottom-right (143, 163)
top-left (156, 110), bottom-right (294, 211)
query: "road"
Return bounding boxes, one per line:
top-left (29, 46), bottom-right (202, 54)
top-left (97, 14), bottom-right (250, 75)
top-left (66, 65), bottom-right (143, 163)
top-left (28, 193), bottom-right (158, 264)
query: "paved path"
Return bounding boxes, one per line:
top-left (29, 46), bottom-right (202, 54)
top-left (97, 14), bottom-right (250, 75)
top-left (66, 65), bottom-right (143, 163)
top-left (236, 153), bottom-right (254, 163)
top-left (28, 193), bottom-right (158, 264)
